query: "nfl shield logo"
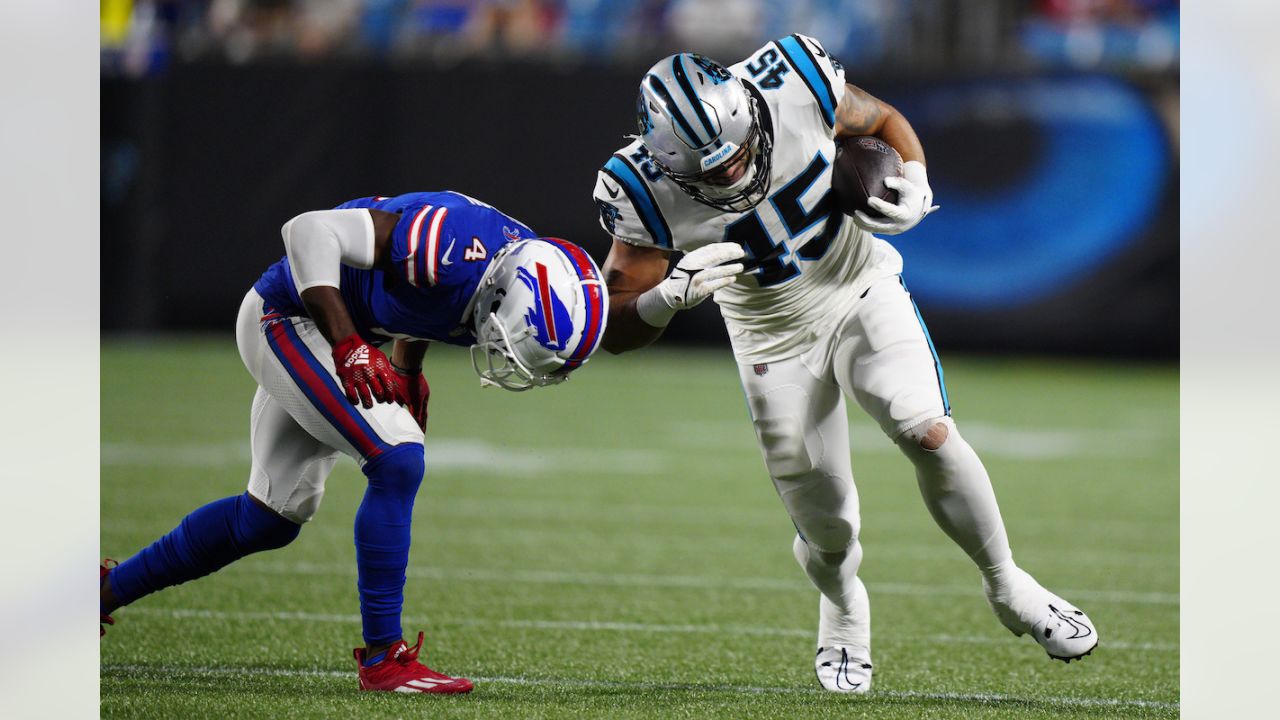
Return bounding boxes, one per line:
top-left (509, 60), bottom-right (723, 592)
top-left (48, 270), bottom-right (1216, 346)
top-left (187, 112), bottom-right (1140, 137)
top-left (753, 363), bottom-right (769, 376)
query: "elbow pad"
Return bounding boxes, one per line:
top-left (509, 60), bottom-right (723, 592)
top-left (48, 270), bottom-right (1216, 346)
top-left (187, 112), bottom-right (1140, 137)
top-left (282, 209), bottom-right (376, 293)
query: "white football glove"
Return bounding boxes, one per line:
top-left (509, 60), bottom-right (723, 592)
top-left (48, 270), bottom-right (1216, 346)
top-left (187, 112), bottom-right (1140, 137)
top-left (853, 160), bottom-right (940, 236)
top-left (635, 242), bottom-right (746, 327)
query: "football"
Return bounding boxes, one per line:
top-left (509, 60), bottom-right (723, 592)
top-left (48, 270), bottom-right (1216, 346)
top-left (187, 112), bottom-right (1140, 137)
top-left (831, 136), bottom-right (903, 218)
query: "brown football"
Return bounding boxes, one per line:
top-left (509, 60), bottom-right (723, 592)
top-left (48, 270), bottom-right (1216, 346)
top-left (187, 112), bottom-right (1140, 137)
top-left (831, 136), bottom-right (902, 219)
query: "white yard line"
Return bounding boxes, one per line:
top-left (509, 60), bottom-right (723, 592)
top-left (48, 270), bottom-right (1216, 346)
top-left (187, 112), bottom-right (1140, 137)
top-left (101, 662), bottom-right (1178, 709)
top-left (100, 440), bottom-right (666, 475)
top-left (122, 607), bottom-right (1177, 652)
top-left (668, 420), bottom-right (1172, 459)
top-left (234, 561), bottom-right (1179, 607)
top-left (103, 412), bottom-right (1176, 473)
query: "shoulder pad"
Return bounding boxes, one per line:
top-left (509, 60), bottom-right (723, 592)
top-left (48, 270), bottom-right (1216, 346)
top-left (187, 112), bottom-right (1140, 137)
top-left (390, 198), bottom-right (525, 289)
top-left (734, 34), bottom-right (846, 129)
top-left (391, 202), bottom-right (455, 288)
top-left (593, 153), bottom-right (673, 249)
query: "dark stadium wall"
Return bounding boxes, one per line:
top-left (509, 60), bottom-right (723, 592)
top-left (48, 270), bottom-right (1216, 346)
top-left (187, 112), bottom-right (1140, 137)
top-left (101, 62), bottom-right (1177, 358)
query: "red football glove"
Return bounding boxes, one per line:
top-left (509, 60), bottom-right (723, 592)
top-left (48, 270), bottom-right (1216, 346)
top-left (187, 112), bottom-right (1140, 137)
top-left (392, 366), bottom-right (430, 432)
top-left (331, 335), bottom-right (397, 409)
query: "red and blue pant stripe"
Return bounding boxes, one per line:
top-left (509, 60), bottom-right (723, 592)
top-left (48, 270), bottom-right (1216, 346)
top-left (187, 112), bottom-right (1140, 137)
top-left (264, 319), bottom-right (389, 460)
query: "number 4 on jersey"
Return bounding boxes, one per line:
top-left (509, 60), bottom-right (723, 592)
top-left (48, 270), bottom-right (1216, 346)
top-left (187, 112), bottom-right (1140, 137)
top-left (464, 237), bottom-right (487, 262)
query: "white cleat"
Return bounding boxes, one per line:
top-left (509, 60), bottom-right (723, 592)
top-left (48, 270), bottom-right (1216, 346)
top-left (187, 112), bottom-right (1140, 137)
top-left (815, 645), bottom-right (873, 693)
top-left (984, 567), bottom-right (1099, 662)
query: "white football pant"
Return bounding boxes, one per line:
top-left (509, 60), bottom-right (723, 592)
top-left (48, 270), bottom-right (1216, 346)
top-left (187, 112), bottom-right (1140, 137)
top-left (737, 275), bottom-right (1013, 649)
top-left (235, 289), bottom-right (423, 523)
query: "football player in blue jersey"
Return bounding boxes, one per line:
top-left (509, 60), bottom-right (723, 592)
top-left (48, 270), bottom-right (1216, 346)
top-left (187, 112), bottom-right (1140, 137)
top-left (100, 191), bottom-right (608, 694)
top-left (593, 39), bottom-right (1097, 692)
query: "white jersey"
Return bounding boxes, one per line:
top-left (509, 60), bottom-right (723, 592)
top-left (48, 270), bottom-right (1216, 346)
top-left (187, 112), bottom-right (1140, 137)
top-left (593, 34), bottom-right (903, 364)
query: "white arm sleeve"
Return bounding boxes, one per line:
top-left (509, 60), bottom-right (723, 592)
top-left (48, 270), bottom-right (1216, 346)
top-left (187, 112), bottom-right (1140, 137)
top-left (281, 209), bottom-right (377, 293)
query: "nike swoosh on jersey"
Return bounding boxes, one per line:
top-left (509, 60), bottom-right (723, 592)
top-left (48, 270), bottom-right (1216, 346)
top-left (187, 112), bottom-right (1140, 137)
top-left (603, 180), bottom-right (620, 199)
top-left (441, 237), bottom-right (457, 266)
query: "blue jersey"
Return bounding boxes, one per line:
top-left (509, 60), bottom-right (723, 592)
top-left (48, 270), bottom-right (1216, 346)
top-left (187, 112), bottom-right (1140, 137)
top-left (253, 191), bottom-right (538, 347)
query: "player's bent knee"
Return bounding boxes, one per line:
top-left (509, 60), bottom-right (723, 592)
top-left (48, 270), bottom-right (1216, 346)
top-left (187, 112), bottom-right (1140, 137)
top-left (792, 533), bottom-right (849, 568)
top-left (753, 415), bottom-right (814, 478)
top-left (362, 443), bottom-right (426, 498)
top-left (235, 492), bottom-right (301, 552)
top-left (902, 416), bottom-right (953, 452)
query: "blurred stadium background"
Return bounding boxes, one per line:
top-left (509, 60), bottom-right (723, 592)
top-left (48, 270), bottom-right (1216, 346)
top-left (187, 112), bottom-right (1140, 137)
top-left (101, 0), bottom-right (1178, 357)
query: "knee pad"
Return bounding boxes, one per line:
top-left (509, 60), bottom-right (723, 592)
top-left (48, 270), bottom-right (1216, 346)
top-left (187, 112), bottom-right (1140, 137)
top-left (901, 416), bottom-right (955, 452)
top-left (791, 511), bottom-right (857, 556)
top-left (362, 443), bottom-right (425, 499)
top-left (753, 414), bottom-right (817, 479)
top-left (793, 532), bottom-right (853, 568)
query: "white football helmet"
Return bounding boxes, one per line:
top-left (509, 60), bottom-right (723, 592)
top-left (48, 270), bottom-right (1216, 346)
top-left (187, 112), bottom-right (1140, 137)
top-left (469, 238), bottom-right (608, 391)
top-left (636, 53), bottom-right (773, 212)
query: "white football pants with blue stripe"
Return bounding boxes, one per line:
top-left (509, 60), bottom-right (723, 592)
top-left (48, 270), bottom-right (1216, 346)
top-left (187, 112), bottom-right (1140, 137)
top-left (737, 274), bottom-right (1012, 652)
top-left (235, 289), bottom-right (424, 524)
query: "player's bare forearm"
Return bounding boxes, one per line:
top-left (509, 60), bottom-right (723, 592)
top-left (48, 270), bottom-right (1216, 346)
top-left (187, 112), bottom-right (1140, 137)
top-left (835, 83), bottom-right (925, 165)
top-left (601, 290), bottom-right (667, 354)
top-left (391, 339), bottom-right (429, 371)
top-left (600, 240), bottom-right (672, 354)
top-left (300, 286), bottom-right (359, 346)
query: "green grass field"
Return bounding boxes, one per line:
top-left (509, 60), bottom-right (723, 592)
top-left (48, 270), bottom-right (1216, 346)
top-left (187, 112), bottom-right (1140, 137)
top-left (100, 338), bottom-right (1178, 718)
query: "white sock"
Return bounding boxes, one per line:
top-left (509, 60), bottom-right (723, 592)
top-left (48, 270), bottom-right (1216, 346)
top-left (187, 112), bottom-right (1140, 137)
top-left (818, 577), bottom-right (870, 651)
top-left (793, 534), bottom-right (869, 649)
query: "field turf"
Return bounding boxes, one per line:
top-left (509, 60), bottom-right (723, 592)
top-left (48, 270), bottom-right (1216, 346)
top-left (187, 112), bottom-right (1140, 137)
top-left (101, 338), bottom-right (1178, 718)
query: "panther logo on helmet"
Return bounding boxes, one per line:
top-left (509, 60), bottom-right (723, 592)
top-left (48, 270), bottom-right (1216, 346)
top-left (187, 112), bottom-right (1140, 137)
top-left (469, 239), bottom-right (608, 391)
top-left (690, 54), bottom-right (732, 83)
top-left (636, 92), bottom-right (655, 135)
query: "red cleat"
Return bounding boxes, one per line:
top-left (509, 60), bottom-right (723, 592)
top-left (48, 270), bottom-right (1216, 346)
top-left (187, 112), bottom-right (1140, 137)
top-left (100, 559), bottom-right (117, 637)
top-left (354, 632), bottom-right (473, 694)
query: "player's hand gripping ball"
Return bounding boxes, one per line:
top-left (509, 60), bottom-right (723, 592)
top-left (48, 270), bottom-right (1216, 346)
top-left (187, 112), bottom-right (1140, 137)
top-left (831, 136), bottom-right (903, 218)
top-left (832, 137), bottom-right (939, 235)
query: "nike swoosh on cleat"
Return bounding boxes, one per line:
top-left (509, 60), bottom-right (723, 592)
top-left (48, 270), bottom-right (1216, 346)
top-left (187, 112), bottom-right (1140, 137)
top-left (1048, 604), bottom-right (1093, 639)
top-left (835, 648), bottom-right (862, 690)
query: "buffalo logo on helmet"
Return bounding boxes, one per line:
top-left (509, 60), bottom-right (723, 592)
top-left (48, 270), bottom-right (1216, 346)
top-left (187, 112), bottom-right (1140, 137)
top-left (516, 263), bottom-right (573, 352)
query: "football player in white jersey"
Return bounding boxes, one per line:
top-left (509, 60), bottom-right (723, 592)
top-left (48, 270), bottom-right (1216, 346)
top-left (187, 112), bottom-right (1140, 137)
top-left (592, 35), bottom-right (1099, 693)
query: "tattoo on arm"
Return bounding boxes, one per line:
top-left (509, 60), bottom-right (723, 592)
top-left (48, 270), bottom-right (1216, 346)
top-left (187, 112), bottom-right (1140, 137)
top-left (835, 84), bottom-right (884, 137)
